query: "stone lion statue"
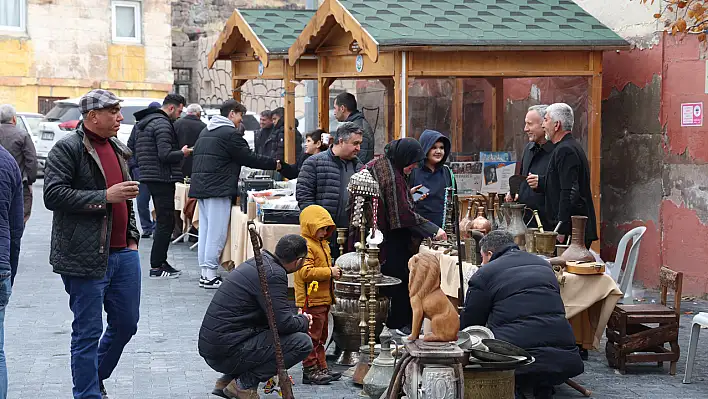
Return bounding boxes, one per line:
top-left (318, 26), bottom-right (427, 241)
top-left (408, 252), bottom-right (460, 342)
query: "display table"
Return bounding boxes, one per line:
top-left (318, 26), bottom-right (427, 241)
top-left (219, 206), bottom-right (300, 287)
top-left (420, 245), bottom-right (622, 350)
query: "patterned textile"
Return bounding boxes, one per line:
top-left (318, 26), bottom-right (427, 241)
top-left (368, 155), bottom-right (427, 232)
top-left (78, 89), bottom-right (122, 114)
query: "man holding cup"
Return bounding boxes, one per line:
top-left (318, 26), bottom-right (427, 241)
top-left (44, 89), bottom-right (142, 399)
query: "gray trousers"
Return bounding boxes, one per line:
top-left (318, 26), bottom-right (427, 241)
top-left (197, 197), bottom-right (232, 270)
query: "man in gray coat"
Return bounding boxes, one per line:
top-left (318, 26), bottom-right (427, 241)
top-left (296, 122), bottom-right (363, 260)
top-left (0, 104), bottom-right (38, 224)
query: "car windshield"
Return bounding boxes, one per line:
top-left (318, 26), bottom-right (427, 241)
top-left (43, 104), bottom-right (81, 122)
top-left (242, 114), bottom-right (259, 131)
top-left (24, 116), bottom-right (43, 135)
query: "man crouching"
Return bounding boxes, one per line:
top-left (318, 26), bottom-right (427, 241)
top-left (461, 230), bottom-right (583, 399)
top-left (198, 234), bottom-right (314, 399)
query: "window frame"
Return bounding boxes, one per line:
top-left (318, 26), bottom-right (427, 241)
top-left (0, 0), bottom-right (27, 32)
top-left (111, 0), bottom-right (142, 44)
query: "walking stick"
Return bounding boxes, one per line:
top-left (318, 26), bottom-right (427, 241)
top-left (247, 221), bottom-right (294, 399)
top-left (453, 193), bottom-right (465, 306)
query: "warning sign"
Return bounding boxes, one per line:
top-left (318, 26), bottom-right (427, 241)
top-left (682, 102), bottom-right (703, 127)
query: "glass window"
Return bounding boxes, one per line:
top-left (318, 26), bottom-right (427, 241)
top-left (0, 0), bottom-right (25, 31)
top-left (15, 116), bottom-right (26, 132)
top-left (43, 104), bottom-right (82, 123)
top-left (23, 116), bottom-right (42, 136)
top-left (112, 1), bottom-right (141, 43)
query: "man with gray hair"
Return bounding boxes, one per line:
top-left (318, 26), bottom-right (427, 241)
top-left (0, 104), bottom-right (38, 224)
top-left (506, 105), bottom-right (554, 229)
top-left (527, 103), bottom-right (597, 248)
top-left (462, 230), bottom-right (583, 399)
top-left (174, 103), bottom-right (206, 179)
top-left (296, 122), bottom-right (364, 259)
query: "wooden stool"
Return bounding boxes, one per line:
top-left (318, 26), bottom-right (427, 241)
top-left (605, 267), bottom-right (683, 375)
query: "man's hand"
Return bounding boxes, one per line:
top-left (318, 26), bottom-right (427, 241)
top-left (181, 145), bottom-right (192, 157)
top-left (106, 181), bottom-right (139, 203)
top-left (276, 160), bottom-right (282, 171)
top-left (434, 228), bottom-right (447, 241)
top-left (330, 266), bottom-right (342, 280)
top-left (127, 239), bottom-right (138, 250)
top-left (505, 192), bottom-right (519, 202)
top-left (303, 312), bottom-right (313, 328)
top-left (526, 173), bottom-right (539, 190)
top-left (557, 234), bottom-right (566, 244)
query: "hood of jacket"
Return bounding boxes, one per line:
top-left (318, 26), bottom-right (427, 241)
top-left (300, 205), bottom-right (335, 241)
top-left (136, 108), bottom-right (170, 130)
top-left (207, 115), bottom-right (235, 131)
top-left (419, 129), bottom-right (451, 167)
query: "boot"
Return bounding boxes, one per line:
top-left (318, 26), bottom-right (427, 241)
top-left (302, 366), bottom-right (333, 385)
top-left (223, 379), bottom-right (259, 399)
top-left (321, 367), bottom-right (342, 381)
top-left (211, 374), bottom-right (234, 398)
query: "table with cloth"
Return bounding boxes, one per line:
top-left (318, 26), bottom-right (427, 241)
top-left (419, 245), bottom-right (622, 350)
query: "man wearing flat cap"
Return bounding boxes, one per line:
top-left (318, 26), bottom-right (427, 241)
top-left (44, 89), bottom-right (142, 399)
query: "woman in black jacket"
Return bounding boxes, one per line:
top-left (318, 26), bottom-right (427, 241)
top-left (462, 230), bottom-right (583, 399)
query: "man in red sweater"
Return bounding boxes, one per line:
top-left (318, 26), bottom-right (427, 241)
top-left (44, 89), bottom-right (142, 399)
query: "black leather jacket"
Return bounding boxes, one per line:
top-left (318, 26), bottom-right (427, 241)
top-left (44, 125), bottom-right (140, 278)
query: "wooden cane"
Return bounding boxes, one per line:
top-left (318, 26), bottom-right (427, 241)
top-left (566, 379), bottom-right (592, 397)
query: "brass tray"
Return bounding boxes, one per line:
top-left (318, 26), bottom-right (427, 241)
top-left (565, 261), bottom-right (605, 275)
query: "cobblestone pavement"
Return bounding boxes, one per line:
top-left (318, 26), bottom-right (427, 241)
top-left (5, 182), bottom-right (708, 398)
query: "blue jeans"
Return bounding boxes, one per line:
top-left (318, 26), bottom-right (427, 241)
top-left (0, 273), bottom-right (12, 399)
top-left (62, 249), bottom-right (141, 399)
top-left (136, 182), bottom-right (154, 234)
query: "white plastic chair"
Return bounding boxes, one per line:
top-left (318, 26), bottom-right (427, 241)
top-left (605, 226), bottom-right (646, 304)
top-left (683, 312), bottom-right (708, 383)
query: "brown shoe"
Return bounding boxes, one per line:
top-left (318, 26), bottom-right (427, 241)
top-left (302, 367), bottom-right (333, 385)
top-left (211, 374), bottom-right (233, 398)
top-left (223, 380), bottom-right (259, 399)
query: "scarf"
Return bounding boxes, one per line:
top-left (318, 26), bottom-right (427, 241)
top-left (369, 138), bottom-right (428, 231)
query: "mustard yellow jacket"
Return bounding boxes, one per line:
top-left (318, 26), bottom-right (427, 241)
top-left (295, 205), bottom-right (336, 308)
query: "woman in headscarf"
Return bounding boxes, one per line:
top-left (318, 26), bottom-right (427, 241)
top-left (367, 138), bottom-right (447, 335)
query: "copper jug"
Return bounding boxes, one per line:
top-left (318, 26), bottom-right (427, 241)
top-left (507, 203), bottom-right (527, 250)
top-left (559, 216), bottom-right (594, 262)
top-left (472, 205), bottom-right (491, 234)
top-left (459, 201), bottom-right (475, 239)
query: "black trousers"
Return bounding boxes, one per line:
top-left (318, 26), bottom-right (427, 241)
top-left (204, 331), bottom-right (312, 389)
top-left (146, 182), bottom-right (175, 268)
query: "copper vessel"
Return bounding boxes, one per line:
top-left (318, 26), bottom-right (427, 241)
top-left (525, 228), bottom-right (538, 253)
top-left (459, 201), bottom-right (475, 239)
top-left (558, 216), bottom-right (594, 262)
top-left (472, 206), bottom-right (491, 234)
top-left (506, 203), bottom-right (527, 250)
top-left (534, 231), bottom-right (558, 257)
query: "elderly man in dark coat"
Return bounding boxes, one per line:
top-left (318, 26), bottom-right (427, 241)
top-left (462, 230), bottom-right (583, 399)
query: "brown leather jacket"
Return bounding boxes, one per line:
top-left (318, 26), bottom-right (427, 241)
top-left (0, 123), bottom-right (38, 185)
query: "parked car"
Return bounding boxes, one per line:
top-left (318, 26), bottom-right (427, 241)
top-left (15, 112), bottom-right (44, 144)
top-left (35, 97), bottom-right (163, 175)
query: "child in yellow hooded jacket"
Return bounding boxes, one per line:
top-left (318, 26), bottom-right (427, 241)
top-left (296, 205), bottom-right (342, 384)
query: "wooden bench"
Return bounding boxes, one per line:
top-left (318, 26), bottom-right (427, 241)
top-left (605, 267), bottom-right (683, 375)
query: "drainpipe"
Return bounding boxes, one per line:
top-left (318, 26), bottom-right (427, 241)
top-left (401, 51), bottom-right (407, 139)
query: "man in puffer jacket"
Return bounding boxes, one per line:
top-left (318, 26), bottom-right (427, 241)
top-left (189, 100), bottom-right (292, 289)
top-left (462, 230), bottom-right (584, 399)
top-left (132, 93), bottom-right (190, 279)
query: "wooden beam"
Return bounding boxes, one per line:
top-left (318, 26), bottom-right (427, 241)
top-left (209, 9), bottom-right (271, 68)
top-left (588, 51), bottom-right (603, 252)
top-left (379, 78), bottom-right (395, 145)
top-left (284, 61), bottom-right (296, 164)
top-left (451, 78), bottom-right (464, 152)
top-left (489, 77), bottom-right (504, 151)
top-left (288, 0), bottom-right (379, 65)
top-left (318, 58), bottom-right (334, 132)
top-left (406, 51), bottom-right (594, 78)
top-left (318, 52), bottom-right (395, 78)
top-left (232, 78), bottom-right (247, 103)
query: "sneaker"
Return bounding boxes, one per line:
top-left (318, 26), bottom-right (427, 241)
top-left (322, 367), bottom-right (342, 381)
top-left (149, 266), bottom-right (180, 279)
top-left (99, 380), bottom-right (108, 399)
top-left (202, 276), bottom-right (223, 289)
top-left (211, 374), bottom-right (233, 398)
top-left (223, 380), bottom-right (259, 399)
top-left (199, 276), bottom-right (207, 287)
top-left (141, 231), bottom-right (152, 239)
top-left (162, 262), bottom-right (182, 275)
top-left (302, 368), bottom-right (333, 385)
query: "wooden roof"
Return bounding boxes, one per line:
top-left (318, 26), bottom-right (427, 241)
top-left (289, 0), bottom-right (629, 64)
top-left (208, 9), bottom-right (315, 68)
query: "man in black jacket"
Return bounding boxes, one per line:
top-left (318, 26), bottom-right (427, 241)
top-left (199, 234), bottom-right (313, 399)
top-left (333, 92), bottom-right (374, 163)
top-left (254, 110), bottom-right (273, 155)
top-left (527, 103), bottom-right (597, 248)
top-left (127, 101), bottom-right (160, 238)
top-left (262, 107), bottom-right (303, 166)
top-left (462, 231), bottom-right (583, 399)
top-left (296, 122), bottom-right (363, 260)
top-left (132, 93), bottom-right (190, 278)
top-left (174, 103), bottom-right (206, 178)
top-left (0, 103), bottom-right (38, 224)
top-left (44, 89), bottom-right (142, 399)
top-left (507, 105), bottom-right (554, 229)
top-left (189, 100), bottom-right (288, 289)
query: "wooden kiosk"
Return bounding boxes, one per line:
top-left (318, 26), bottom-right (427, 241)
top-left (208, 9), bottom-right (316, 163)
top-left (288, 0), bottom-right (629, 245)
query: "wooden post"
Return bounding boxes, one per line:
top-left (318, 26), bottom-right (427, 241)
top-left (489, 77), bottom-right (505, 151)
top-left (317, 58), bottom-right (334, 132)
top-left (451, 78), bottom-right (464, 152)
top-left (233, 79), bottom-right (247, 103)
top-left (379, 78), bottom-right (395, 144)
top-left (588, 51), bottom-right (603, 252)
top-left (284, 61), bottom-right (296, 164)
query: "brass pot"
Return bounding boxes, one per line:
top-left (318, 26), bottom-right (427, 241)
top-left (525, 228), bottom-right (539, 253)
top-left (534, 231), bottom-right (558, 256)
